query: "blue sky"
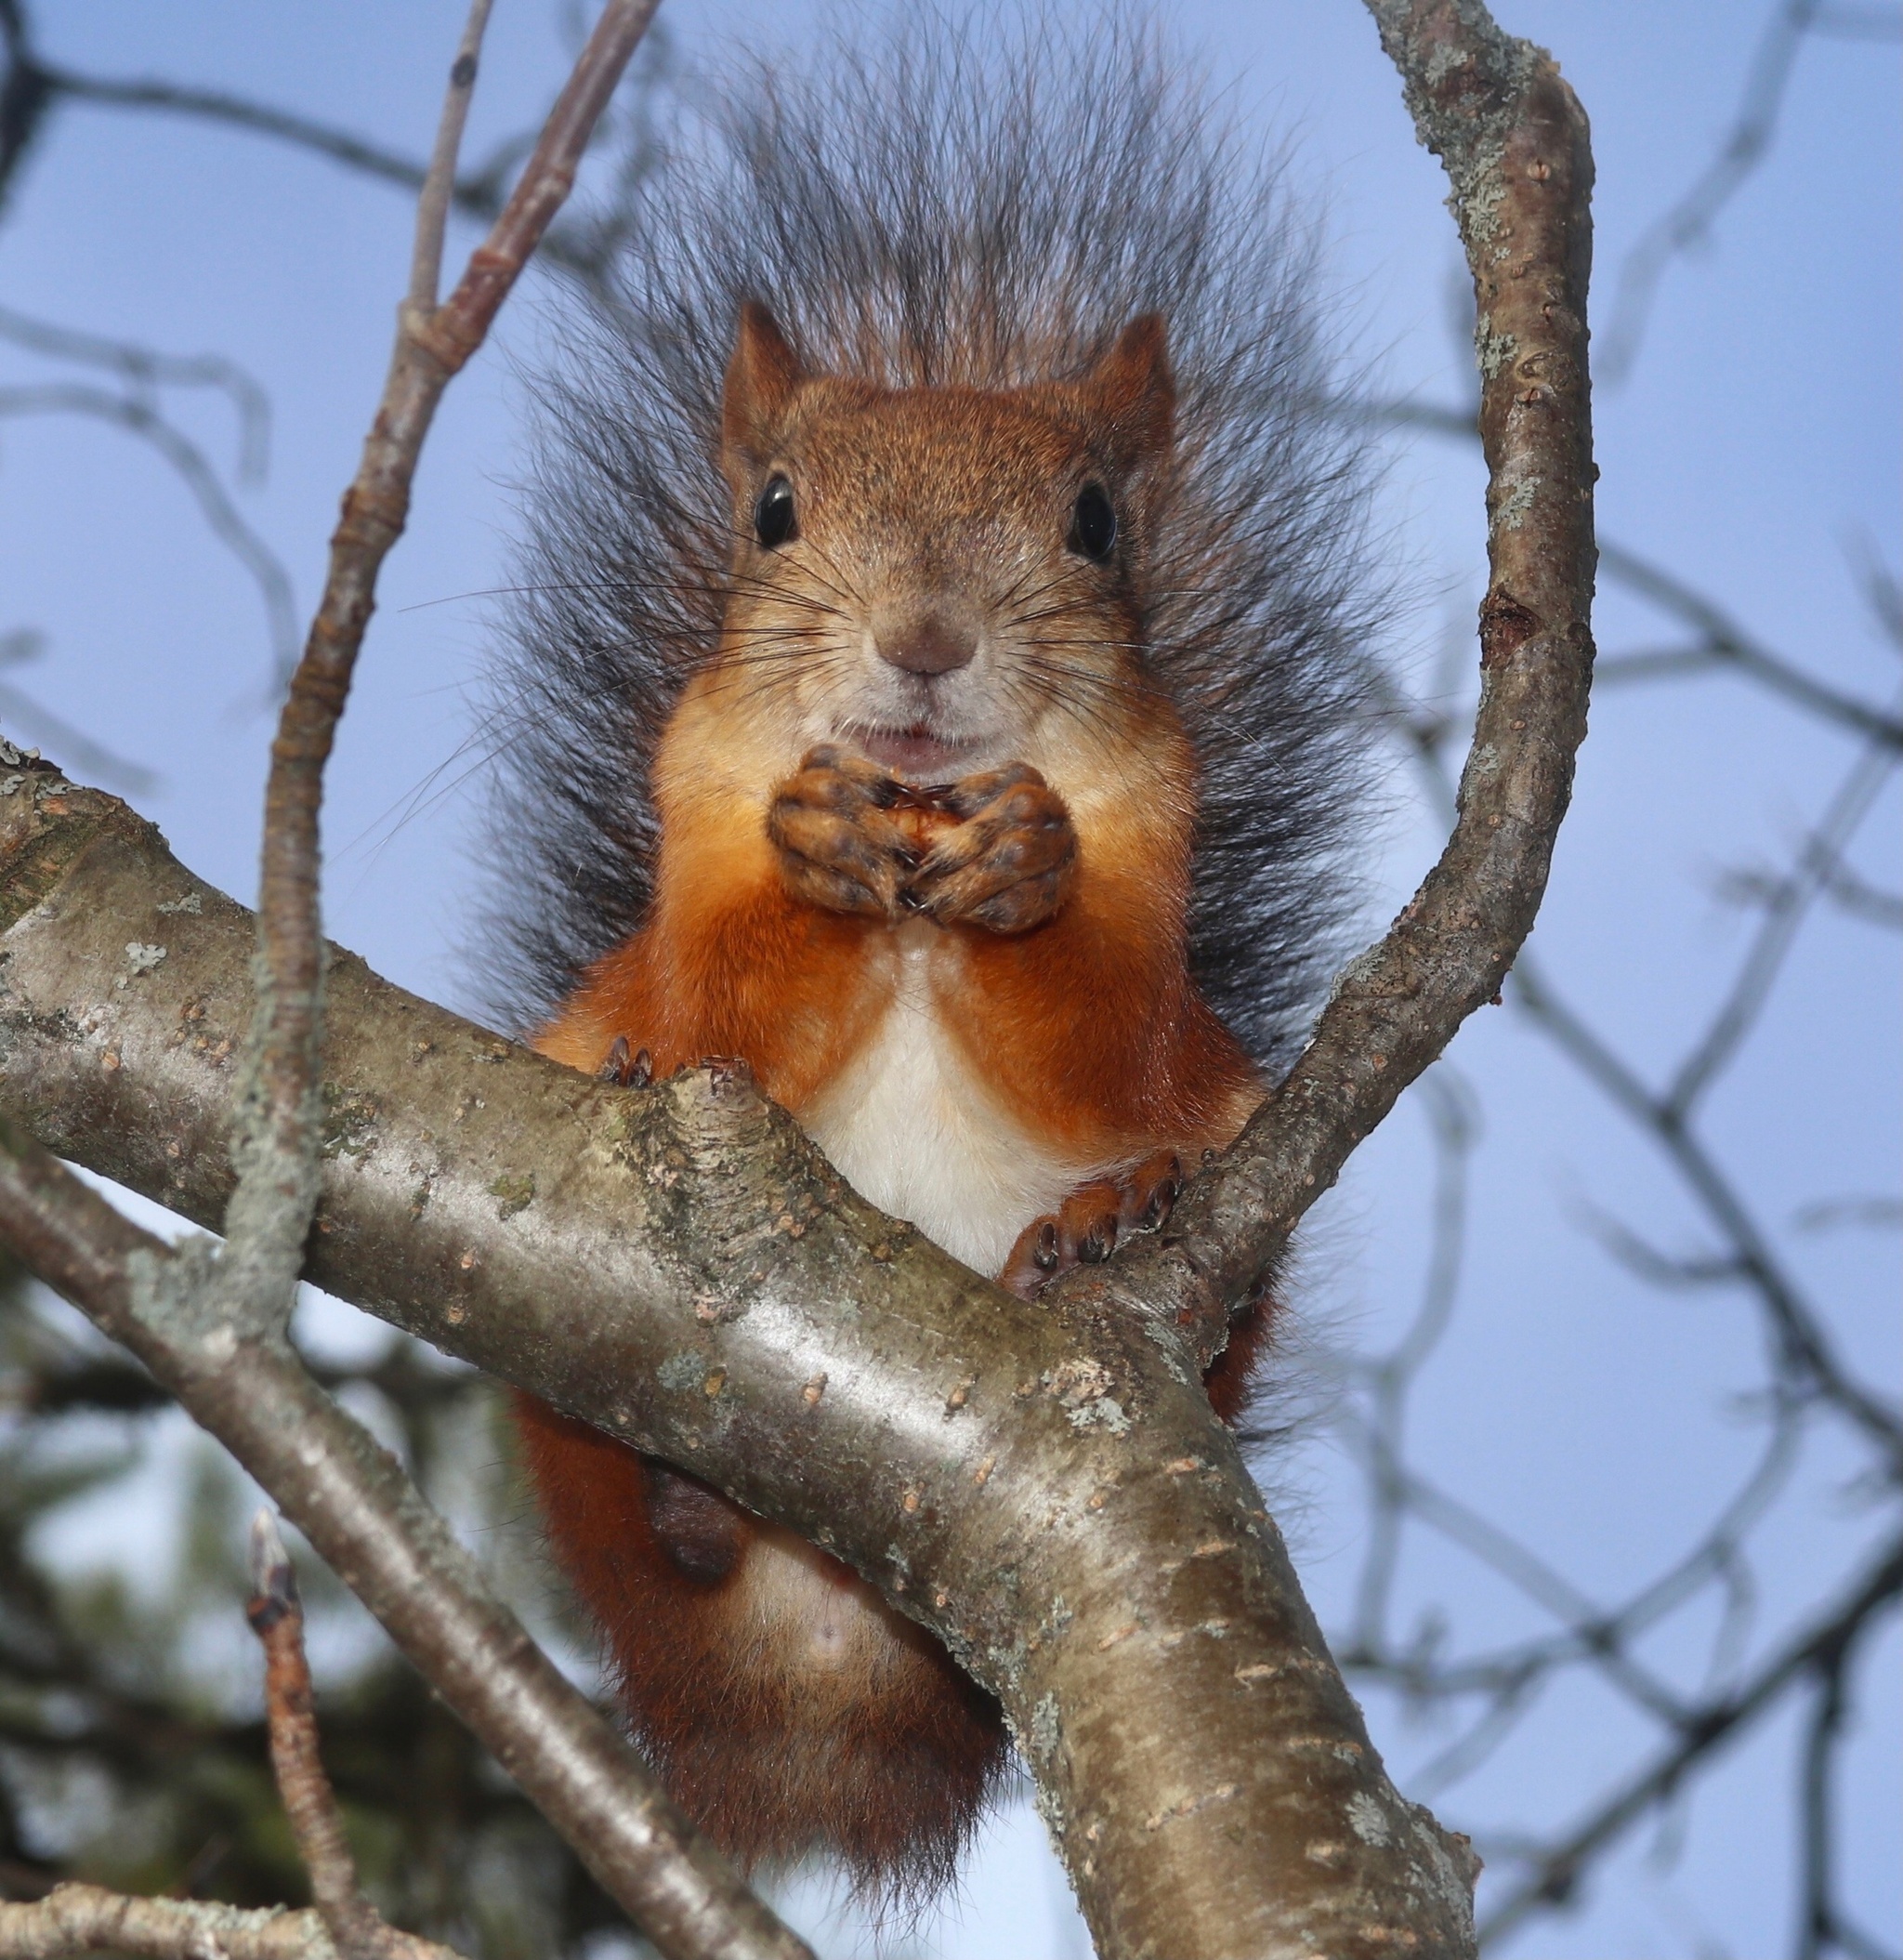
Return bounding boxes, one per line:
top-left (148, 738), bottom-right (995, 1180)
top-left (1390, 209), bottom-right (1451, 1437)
top-left (0, 3), bottom-right (1896, 1955)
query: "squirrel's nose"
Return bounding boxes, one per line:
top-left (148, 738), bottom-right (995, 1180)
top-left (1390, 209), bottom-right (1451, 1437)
top-left (874, 613), bottom-right (977, 676)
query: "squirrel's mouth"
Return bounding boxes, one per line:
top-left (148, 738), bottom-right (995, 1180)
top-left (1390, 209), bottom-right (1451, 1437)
top-left (853, 723), bottom-right (979, 780)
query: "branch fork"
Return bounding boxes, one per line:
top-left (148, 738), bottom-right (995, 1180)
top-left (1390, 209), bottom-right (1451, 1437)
top-left (0, 1), bottom-right (1601, 1954)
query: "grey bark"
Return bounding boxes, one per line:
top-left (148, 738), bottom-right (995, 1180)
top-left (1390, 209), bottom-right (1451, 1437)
top-left (0, 0), bottom-right (1600, 1950)
top-left (0, 768), bottom-right (1477, 1957)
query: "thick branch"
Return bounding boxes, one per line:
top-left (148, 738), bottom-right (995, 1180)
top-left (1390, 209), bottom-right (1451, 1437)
top-left (0, 771), bottom-right (1476, 1959)
top-left (0, 1098), bottom-right (811, 1960)
top-left (1074, 0), bottom-right (1596, 1364)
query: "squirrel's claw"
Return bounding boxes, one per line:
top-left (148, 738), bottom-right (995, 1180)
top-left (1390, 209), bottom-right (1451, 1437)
top-left (768, 748), bottom-right (914, 918)
top-left (906, 767), bottom-right (1077, 934)
top-left (597, 1035), bottom-right (653, 1088)
top-left (999, 1151), bottom-right (1182, 1299)
top-left (768, 749), bottom-right (1078, 932)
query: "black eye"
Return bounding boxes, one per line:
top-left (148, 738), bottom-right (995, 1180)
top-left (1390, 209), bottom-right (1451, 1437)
top-left (755, 474), bottom-right (797, 549)
top-left (1068, 483), bottom-right (1117, 562)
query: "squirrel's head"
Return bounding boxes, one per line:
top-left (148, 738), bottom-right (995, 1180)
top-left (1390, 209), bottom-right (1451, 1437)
top-left (705, 301), bottom-right (1183, 791)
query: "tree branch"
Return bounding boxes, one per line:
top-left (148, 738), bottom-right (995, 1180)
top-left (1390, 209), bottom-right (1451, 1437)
top-left (408, 2), bottom-right (493, 314)
top-left (228, 0), bottom-right (661, 1382)
top-left (0, 1884), bottom-right (345, 1959)
top-left (1598, 540), bottom-right (1903, 750)
top-left (0, 1510), bottom-right (475, 1959)
top-left (1476, 1530), bottom-right (1903, 1945)
top-left (0, 1101), bottom-right (812, 1960)
top-left (0, 768), bottom-right (1476, 1957)
top-left (0, 10), bottom-right (818, 1957)
top-left (0, 383), bottom-right (297, 681)
top-left (1076, 0), bottom-right (1596, 1375)
top-left (246, 1511), bottom-right (444, 1960)
top-left (0, 303), bottom-right (268, 480)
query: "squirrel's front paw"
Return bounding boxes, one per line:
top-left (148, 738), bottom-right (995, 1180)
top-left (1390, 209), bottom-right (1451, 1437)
top-left (768, 746), bottom-right (914, 919)
top-left (907, 764), bottom-right (1077, 933)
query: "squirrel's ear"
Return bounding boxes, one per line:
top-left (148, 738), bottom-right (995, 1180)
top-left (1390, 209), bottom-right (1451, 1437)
top-left (723, 302), bottom-right (805, 464)
top-left (1080, 314), bottom-right (1175, 467)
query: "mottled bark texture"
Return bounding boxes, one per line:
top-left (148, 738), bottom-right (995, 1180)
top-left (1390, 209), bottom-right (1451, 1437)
top-left (0, 769), bottom-right (1476, 1956)
top-left (0, 0), bottom-right (1596, 1951)
top-left (1082, 0), bottom-right (1596, 1368)
top-left (0, 1094), bottom-right (812, 1960)
top-left (0, 1885), bottom-right (348, 1960)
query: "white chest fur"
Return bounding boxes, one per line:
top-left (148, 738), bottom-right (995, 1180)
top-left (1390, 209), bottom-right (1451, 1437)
top-left (797, 927), bottom-right (1085, 1277)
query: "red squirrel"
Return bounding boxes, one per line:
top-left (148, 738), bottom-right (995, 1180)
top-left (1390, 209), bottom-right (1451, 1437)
top-left (486, 25), bottom-right (1374, 1903)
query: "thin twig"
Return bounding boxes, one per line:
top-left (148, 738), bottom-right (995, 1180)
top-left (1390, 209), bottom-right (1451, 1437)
top-left (0, 637), bottom-right (158, 793)
top-left (1598, 541), bottom-right (1903, 751)
top-left (1475, 1532), bottom-right (1903, 1946)
top-left (246, 1512), bottom-right (412, 1960)
top-left (7, 57), bottom-right (627, 283)
top-left (1511, 953), bottom-right (1903, 1460)
top-left (1343, 401), bottom-right (1903, 749)
top-left (0, 302), bottom-right (268, 479)
top-left (1816, 862), bottom-right (1903, 928)
top-left (1345, 1069), bottom-right (1476, 1655)
top-left (1589, 0), bottom-right (1894, 386)
top-left (1668, 728), bottom-right (1897, 1115)
top-left (0, 383), bottom-right (296, 679)
top-left (410, 1), bottom-right (493, 312)
top-left (228, 0), bottom-right (661, 1349)
top-left (0, 1883), bottom-right (342, 1959)
top-left (1342, 445), bottom-right (1896, 1946)
top-left (1350, 635), bottom-right (1897, 1953)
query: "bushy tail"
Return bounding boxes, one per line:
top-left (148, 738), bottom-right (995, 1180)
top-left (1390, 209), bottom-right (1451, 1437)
top-left (479, 11), bottom-right (1385, 1068)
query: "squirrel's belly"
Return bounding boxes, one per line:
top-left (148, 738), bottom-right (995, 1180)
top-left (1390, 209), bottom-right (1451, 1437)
top-left (797, 936), bottom-right (1083, 1277)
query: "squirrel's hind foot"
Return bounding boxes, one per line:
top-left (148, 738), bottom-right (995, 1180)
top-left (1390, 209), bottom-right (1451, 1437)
top-left (999, 1150), bottom-right (1182, 1299)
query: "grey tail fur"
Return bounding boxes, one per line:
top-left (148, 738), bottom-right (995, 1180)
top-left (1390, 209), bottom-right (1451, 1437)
top-left (478, 12), bottom-right (1385, 1072)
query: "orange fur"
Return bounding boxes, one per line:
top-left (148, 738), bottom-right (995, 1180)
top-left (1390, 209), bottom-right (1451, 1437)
top-left (513, 1395), bottom-right (1003, 1891)
top-left (540, 773), bottom-right (890, 1102)
top-left (518, 310), bottom-right (1272, 1891)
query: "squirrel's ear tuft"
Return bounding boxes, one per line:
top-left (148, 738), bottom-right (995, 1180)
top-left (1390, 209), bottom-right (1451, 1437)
top-left (722, 302), bottom-right (805, 464)
top-left (1080, 314), bottom-right (1175, 467)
